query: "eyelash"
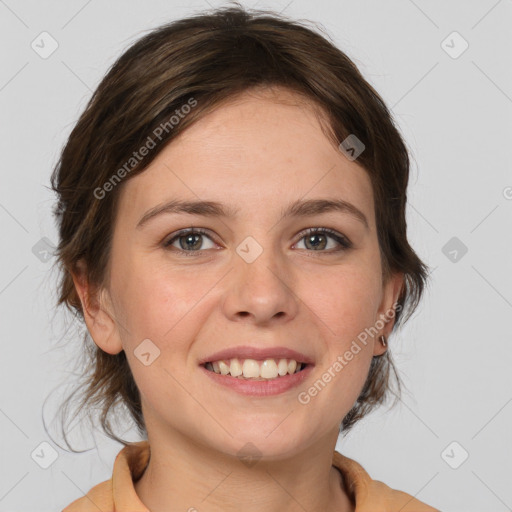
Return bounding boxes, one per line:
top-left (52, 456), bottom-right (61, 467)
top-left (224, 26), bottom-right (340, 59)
top-left (163, 227), bottom-right (352, 256)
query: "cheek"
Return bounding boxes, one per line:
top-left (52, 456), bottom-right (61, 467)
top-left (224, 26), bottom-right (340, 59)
top-left (301, 264), bottom-right (382, 339)
top-left (112, 259), bottom-right (214, 349)
top-left (114, 268), bottom-right (205, 399)
top-left (300, 269), bottom-right (379, 410)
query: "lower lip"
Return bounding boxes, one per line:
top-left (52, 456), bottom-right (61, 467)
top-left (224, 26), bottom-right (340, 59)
top-left (199, 364), bottom-right (314, 396)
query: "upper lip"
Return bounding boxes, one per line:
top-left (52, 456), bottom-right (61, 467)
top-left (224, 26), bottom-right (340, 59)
top-left (199, 345), bottom-right (315, 365)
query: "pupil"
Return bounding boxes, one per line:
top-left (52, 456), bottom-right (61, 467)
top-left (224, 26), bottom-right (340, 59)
top-left (181, 234), bottom-right (202, 250)
top-left (307, 234), bottom-right (326, 250)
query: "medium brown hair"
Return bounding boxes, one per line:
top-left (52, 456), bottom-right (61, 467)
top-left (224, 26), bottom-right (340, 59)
top-left (49, 3), bottom-right (429, 450)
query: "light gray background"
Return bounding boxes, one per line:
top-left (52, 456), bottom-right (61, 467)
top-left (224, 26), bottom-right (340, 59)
top-left (1, 0), bottom-right (511, 511)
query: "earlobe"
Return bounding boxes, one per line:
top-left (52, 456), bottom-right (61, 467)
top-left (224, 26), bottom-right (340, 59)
top-left (71, 260), bottom-right (124, 355)
top-left (373, 272), bottom-right (405, 356)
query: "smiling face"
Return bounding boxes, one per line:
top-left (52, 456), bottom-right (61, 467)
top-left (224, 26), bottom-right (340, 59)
top-left (79, 86), bottom-right (403, 460)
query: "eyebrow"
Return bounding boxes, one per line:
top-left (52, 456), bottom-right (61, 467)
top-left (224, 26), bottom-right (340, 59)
top-left (136, 198), bottom-right (369, 230)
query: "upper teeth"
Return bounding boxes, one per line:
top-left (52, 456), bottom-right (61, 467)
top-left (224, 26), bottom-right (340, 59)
top-left (205, 358), bottom-right (303, 379)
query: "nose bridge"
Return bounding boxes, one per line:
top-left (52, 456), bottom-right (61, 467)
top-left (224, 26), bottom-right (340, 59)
top-left (239, 238), bottom-right (284, 289)
top-left (223, 234), bottom-right (298, 323)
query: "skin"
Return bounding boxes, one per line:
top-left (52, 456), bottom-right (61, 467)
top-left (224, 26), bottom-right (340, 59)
top-left (72, 86), bottom-right (403, 512)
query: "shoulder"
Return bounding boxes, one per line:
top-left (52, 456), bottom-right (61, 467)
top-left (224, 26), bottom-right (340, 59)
top-left (61, 441), bottom-right (150, 512)
top-left (62, 478), bottom-right (113, 511)
top-left (332, 450), bottom-right (440, 511)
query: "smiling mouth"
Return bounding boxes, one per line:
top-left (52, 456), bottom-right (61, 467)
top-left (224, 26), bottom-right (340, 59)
top-left (201, 357), bottom-right (309, 380)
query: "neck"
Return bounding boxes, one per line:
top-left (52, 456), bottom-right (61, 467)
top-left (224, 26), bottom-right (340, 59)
top-left (134, 427), bottom-right (354, 512)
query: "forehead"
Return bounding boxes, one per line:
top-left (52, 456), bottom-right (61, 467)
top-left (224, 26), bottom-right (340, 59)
top-left (117, 87), bottom-right (374, 226)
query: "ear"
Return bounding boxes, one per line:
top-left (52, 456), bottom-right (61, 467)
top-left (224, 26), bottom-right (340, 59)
top-left (71, 259), bottom-right (123, 355)
top-left (373, 272), bottom-right (404, 357)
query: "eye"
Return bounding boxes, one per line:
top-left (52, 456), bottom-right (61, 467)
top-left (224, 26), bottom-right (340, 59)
top-left (163, 227), bottom-right (352, 256)
top-left (294, 228), bottom-right (352, 253)
top-left (163, 228), bottom-right (217, 255)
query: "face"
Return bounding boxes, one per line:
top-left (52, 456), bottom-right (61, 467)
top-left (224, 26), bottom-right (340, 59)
top-left (78, 86), bottom-right (402, 460)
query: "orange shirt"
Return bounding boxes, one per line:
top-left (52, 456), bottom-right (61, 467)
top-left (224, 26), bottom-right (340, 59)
top-left (62, 441), bottom-right (439, 511)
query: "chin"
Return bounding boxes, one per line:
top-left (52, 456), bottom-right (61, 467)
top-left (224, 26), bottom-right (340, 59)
top-left (212, 425), bottom-right (309, 462)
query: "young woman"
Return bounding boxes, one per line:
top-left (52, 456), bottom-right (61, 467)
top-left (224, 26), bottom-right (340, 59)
top-left (54, 4), bottom-right (439, 511)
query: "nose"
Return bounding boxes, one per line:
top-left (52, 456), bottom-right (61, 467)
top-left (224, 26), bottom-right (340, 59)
top-left (221, 241), bottom-right (299, 326)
